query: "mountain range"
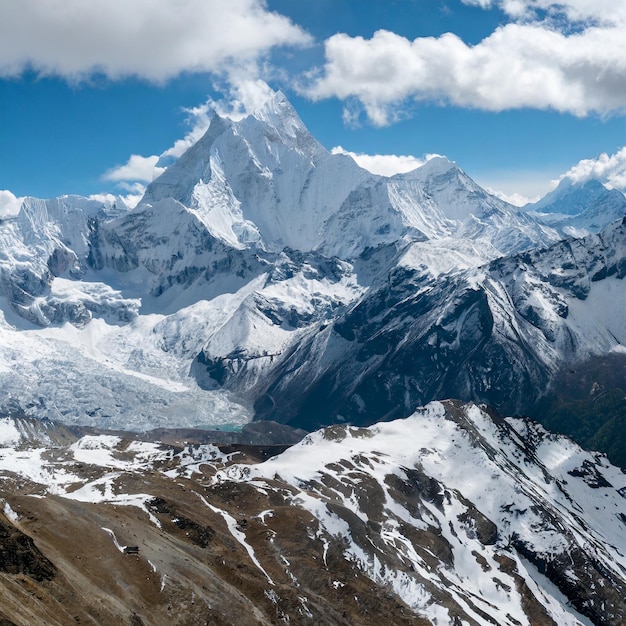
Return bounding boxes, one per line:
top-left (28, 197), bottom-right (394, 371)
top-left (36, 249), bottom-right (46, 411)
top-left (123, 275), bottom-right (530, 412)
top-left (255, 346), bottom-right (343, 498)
top-left (2, 90), bottom-right (623, 435)
top-left (525, 177), bottom-right (626, 236)
top-left (0, 400), bottom-right (624, 625)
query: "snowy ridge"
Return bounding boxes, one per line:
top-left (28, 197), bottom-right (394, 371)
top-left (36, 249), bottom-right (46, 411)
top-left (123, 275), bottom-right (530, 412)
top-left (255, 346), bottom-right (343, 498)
top-left (249, 215), bottom-right (626, 427)
top-left (0, 401), bottom-right (624, 624)
top-left (217, 400), bottom-right (626, 625)
top-left (526, 178), bottom-right (626, 235)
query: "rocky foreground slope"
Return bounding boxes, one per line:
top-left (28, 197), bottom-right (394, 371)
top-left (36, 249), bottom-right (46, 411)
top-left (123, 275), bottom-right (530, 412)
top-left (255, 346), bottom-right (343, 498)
top-left (0, 401), bottom-right (624, 625)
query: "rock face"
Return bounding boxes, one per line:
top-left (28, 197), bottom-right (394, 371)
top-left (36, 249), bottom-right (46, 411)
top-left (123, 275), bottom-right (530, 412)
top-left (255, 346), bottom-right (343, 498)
top-left (246, 217), bottom-right (626, 430)
top-left (0, 402), bottom-right (624, 625)
top-left (0, 517), bottom-right (56, 581)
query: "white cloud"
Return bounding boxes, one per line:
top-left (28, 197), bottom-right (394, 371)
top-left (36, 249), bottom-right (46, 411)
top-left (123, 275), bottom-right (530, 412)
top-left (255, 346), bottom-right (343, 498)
top-left (559, 147), bottom-right (626, 189)
top-left (331, 147), bottom-right (441, 177)
top-left (159, 79), bottom-right (280, 163)
top-left (484, 187), bottom-right (538, 206)
top-left (305, 9), bottom-right (626, 124)
top-left (0, 190), bottom-right (23, 217)
top-left (104, 154), bottom-right (165, 183)
top-left (0, 0), bottom-right (310, 81)
top-left (213, 78), bottom-right (280, 121)
top-left (89, 191), bottom-right (143, 209)
top-left (479, 146), bottom-right (626, 205)
top-left (462, 1), bottom-right (626, 26)
top-left (160, 102), bottom-right (213, 161)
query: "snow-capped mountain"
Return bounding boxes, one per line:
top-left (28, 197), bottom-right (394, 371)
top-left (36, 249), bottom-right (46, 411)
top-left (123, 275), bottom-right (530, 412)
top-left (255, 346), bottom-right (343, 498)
top-left (0, 88), bottom-right (562, 430)
top-left (526, 177), bottom-right (626, 235)
top-left (141, 91), bottom-right (557, 260)
top-left (0, 400), bottom-right (624, 625)
top-left (244, 215), bottom-right (626, 435)
top-left (2, 88), bottom-right (626, 626)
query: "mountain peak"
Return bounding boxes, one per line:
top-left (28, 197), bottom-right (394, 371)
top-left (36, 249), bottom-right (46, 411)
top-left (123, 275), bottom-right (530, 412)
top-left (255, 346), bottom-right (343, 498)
top-left (250, 88), bottom-right (290, 119)
top-left (238, 88), bottom-right (318, 154)
top-left (417, 155), bottom-right (458, 174)
top-left (392, 156), bottom-right (460, 183)
top-left (530, 177), bottom-right (611, 215)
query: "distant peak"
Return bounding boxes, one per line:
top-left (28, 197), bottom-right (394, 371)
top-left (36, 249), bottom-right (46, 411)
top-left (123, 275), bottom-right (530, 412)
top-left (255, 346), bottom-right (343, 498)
top-left (395, 156), bottom-right (459, 182)
top-left (554, 176), bottom-right (606, 192)
top-left (531, 176), bottom-right (611, 214)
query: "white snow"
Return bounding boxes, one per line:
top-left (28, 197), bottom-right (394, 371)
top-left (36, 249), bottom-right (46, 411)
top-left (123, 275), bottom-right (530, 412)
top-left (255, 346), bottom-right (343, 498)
top-left (0, 400), bottom-right (621, 624)
top-left (219, 402), bottom-right (626, 625)
top-left (196, 492), bottom-right (275, 585)
top-left (102, 527), bottom-right (125, 553)
top-left (0, 86), bottom-right (569, 435)
top-left (2, 500), bottom-right (19, 523)
top-left (566, 276), bottom-right (626, 353)
top-left (0, 418), bottom-right (21, 447)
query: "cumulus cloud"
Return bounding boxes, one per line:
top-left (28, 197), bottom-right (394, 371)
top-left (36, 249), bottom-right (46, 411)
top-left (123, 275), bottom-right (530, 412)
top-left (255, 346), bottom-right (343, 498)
top-left (0, 190), bottom-right (23, 217)
top-left (104, 154), bottom-right (165, 183)
top-left (559, 147), bottom-right (626, 190)
top-left (89, 190), bottom-right (143, 209)
top-left (159, 79), bottom-right (280, 163)
top-left (484, 187), bottom-right (538, 206)
top-left (0, 0), bottom-right (310, 82)
top-left (213, 78), bottom-right (280, 121)
top-left (331, 147), bottom-right (441, 177)
top-left (305, 2), bottom-right (626, 124)
top-left (160, 102), bottom-right (214, 161)
top-left (462, 0), bottom-right (626, 25)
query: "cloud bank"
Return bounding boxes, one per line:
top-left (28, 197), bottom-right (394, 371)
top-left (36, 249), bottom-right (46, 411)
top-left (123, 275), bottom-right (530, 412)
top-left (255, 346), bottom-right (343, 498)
top-left (0, 0), bottom-right (310, 81)
top-left (0, 190), bottom-right (23, 217)
top-left (305, 1), bottom-right (626, 125)
top-left (560, 147), bottom-right (626, 190)
top-left (331, 147), bottom-right (441, 177)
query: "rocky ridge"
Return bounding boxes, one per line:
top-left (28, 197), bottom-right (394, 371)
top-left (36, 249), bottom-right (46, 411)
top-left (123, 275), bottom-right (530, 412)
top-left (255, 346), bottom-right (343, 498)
top-left (0, 401), bottom-right (624, 625)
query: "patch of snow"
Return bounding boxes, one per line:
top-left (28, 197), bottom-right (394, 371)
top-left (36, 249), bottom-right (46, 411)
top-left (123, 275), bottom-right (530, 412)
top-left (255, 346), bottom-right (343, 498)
top-left (0, 418), bottom-right (20, 447)
top-left (2, 500), bottom-right (19, 523)
top-left (196, 492), bottom-right (275, 585)
top-left (102, 527), bottom-right (125, 552)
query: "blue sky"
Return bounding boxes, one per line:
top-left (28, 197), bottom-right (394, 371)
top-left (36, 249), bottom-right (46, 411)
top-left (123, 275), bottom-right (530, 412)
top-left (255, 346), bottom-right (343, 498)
top-left (2, 0), bottom-right (626, 211)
